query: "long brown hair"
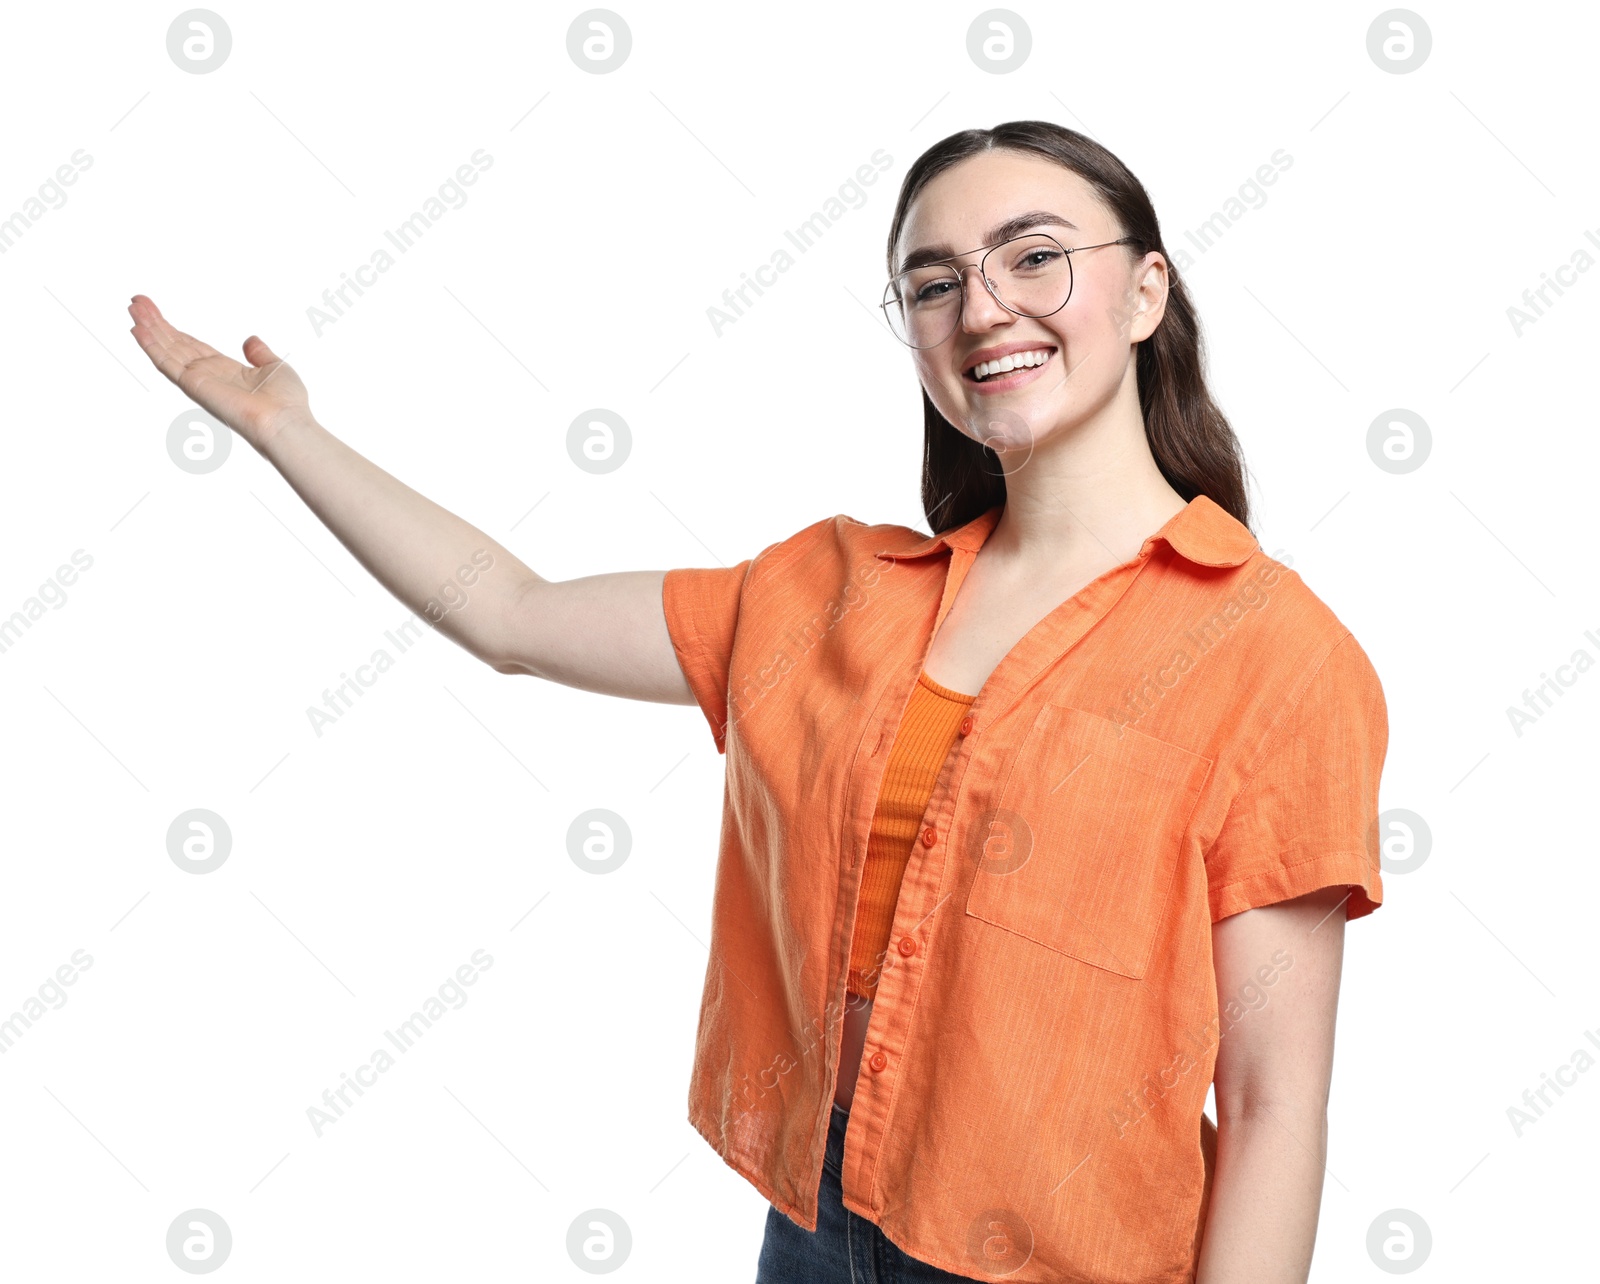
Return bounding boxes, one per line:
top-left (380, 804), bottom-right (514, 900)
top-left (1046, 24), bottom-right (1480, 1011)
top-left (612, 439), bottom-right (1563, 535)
top-left (885, 120), bottom-right (1252, 534)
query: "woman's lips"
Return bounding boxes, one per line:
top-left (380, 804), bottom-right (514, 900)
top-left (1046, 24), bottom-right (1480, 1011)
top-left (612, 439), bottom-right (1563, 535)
top-left (962, 349), bottom-right (1055, 394)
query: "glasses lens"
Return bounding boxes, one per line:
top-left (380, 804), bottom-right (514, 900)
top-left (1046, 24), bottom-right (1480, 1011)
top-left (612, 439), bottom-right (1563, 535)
top-left (883, 266), bottom-right (960, 348)
top-left (882, 234), bottom-right (1075, 348)
top-left (984, 233), bottom-right (1073, 318)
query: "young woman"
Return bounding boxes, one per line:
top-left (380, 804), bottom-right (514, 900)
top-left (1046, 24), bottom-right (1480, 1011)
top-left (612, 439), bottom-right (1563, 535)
top-left (130, 120), bottom-right (1386, 1284)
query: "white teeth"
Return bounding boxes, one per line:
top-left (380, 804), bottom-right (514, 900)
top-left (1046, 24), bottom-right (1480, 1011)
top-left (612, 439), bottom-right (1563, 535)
top-left (972, 348), bottom-right (1052, 380)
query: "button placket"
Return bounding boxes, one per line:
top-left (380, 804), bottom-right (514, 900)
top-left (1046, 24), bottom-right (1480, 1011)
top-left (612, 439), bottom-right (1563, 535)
top-left (852, 718), bottom-right (974, 1146)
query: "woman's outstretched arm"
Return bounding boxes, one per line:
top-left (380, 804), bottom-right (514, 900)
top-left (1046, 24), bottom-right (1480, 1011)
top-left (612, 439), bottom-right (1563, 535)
top-left (128, 294), bottom-right (695, 705)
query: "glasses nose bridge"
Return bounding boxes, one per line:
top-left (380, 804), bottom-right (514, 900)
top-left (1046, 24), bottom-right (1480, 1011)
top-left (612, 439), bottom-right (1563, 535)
top-left (948, 257), bottom-right (1008, 326)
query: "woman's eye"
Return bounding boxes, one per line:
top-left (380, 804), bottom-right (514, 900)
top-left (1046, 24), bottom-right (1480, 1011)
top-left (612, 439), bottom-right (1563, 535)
top-left (915, 280), bottom-right (956, 303)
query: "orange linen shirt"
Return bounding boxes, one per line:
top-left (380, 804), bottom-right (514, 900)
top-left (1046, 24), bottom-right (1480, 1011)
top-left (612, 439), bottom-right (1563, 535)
top-left (849, 671), bottom-right (976, 1000)
top-left (661, 495), bottom-right (1387, 1284)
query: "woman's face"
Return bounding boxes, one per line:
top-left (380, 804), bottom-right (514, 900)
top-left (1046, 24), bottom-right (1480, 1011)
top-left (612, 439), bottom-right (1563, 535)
top-left (891, 149), bottom-right (1167, 458)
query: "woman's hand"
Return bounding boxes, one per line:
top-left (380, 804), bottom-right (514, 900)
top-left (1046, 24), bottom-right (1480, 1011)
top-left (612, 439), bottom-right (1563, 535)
top-left (128, 294), bottom-right (311, 451)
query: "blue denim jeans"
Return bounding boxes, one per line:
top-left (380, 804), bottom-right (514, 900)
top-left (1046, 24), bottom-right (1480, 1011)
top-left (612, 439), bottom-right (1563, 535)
top-left (754, 1101), bottom-right (976, 1283)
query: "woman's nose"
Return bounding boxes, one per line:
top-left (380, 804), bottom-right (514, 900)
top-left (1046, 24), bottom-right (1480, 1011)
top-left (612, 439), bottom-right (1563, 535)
top-left (954, 264), bottom-right (1012, 332)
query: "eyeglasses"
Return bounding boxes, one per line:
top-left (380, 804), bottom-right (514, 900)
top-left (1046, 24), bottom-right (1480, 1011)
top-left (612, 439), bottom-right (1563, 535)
top-left (879, 232), bottom-right (1137, 349)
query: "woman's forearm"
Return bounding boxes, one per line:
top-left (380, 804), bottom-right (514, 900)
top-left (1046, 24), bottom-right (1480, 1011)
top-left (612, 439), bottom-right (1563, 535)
top-left (1194, 1104), bottom-right (1328, 1284)
top-left (127, 299), bottom-right (686, 698)
top-left (260, 413), bottom-right (539, 663)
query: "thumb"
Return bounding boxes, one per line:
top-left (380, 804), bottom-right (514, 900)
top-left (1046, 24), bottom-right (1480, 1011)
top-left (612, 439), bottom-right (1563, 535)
top-left (242, 335), bottom-right (283, 367)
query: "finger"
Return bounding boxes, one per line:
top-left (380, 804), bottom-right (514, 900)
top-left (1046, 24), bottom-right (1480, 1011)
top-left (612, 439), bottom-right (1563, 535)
top-left (129, 318), bottom-right (197, 385)
top-left (129, 295), bottom-right (186, 349)
top-left (130, 325), bottom-right (240, 397)
top-left (131, 326), bottom-right (209, 390)
top-left (137, 340), bottom-right (188, 386)
top-left (242, 335), bottom-right (282, 367)
top-left (132, 318), bottom-right (218, 371)
top-left (129, 296), bottom-right (221, 364)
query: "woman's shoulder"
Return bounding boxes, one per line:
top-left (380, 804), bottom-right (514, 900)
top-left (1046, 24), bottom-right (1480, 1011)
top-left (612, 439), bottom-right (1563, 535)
top-left (1219, 545), bottom-right (1384, 695)
top-left (750, 512), bottom-right (923, 570)
top-left (724, 514), bottom-right (938, 613)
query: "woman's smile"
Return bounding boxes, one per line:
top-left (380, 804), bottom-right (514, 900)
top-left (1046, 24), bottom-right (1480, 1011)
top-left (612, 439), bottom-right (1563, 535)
top-left (959, 341), bottom-right (1058, 394)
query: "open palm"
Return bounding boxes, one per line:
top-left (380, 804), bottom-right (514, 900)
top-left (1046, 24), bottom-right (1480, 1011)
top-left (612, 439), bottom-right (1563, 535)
top-left (129, 294), bottom-right (311, 449)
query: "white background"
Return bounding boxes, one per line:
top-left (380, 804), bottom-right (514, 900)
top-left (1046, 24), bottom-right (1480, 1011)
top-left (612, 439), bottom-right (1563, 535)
top-left (1, 1), bottom-right (1595, 1279)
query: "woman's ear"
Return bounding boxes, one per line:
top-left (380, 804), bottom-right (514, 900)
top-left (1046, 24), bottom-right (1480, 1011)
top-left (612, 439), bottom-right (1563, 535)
top-left (1127, 253), bottom-right (1170, 344)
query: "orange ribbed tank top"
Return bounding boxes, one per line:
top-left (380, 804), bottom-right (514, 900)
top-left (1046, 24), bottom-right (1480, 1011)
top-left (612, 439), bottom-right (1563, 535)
top-left (846, 669), bottom-right (976, 1000)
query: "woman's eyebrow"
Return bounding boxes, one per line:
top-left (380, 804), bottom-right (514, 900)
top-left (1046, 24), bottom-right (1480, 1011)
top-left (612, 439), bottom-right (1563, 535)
top-left (897, 210), bottom-right (1080, 272)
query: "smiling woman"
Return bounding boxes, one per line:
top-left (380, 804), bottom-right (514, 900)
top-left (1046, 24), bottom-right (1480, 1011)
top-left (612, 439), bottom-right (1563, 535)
top-left (880, 128), bottom-right (1248, 531)
top-left (126, 116), bottom-right (1387, 1284)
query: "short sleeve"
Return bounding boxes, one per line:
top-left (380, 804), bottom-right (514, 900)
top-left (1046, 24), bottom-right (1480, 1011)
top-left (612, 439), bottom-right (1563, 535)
top-left (1205, 630), bottom-right (1389, 923)
top-left (662, 561), bottom-right (753, 754)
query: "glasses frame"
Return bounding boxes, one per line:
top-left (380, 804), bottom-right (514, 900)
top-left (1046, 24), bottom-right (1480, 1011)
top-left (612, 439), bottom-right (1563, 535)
top-left (879, 232), bottom-right (1139, 349)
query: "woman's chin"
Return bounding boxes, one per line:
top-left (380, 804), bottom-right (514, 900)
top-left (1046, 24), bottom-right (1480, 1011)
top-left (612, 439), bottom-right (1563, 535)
top-left (961, 403), bottom-right (1039, 456)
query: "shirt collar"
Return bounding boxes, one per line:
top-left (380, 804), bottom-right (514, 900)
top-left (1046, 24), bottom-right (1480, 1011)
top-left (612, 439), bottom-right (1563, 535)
top-left (873, 494), bottom-right (1259, 568)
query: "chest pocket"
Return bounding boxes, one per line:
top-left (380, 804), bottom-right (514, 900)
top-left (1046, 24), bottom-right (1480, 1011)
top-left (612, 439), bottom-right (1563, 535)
top-left (964, 703), bottom-right (1212, 979)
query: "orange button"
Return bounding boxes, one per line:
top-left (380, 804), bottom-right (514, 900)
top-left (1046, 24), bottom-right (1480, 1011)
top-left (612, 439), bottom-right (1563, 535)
top-left (897, 936), bottom-right (917, 957)
top-left (959, 714), bottom-right (974, 736)
top-left (921, 826), bottom-right (936, 847)
top-left (869, 1051), bottom-right (888, 1072)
